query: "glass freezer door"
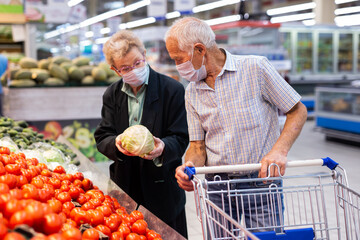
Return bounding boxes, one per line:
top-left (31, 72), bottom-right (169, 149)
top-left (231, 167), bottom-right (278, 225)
top-left (297, 32), bottom-right (313, 74)
top-left (338, 33), bottom-right (353, 72)
top-left (318, 33), bottom-right (333, 73)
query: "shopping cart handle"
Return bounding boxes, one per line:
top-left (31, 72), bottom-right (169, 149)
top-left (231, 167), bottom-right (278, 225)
top-left (322, 157), bottom-right (338, 170)
top-left (185, 166), bottom-right (195, 180)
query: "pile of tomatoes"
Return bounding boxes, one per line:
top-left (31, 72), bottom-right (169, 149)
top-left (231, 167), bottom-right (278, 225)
top-left (0, 147), bottom-right (162, 240)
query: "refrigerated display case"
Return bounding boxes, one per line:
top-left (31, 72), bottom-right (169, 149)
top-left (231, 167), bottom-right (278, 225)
top-left (315, 86), bottom-right (360, 142)
top-left (318, 33), bottom-right (333, 73)
top-left (296, 32), bottom-right (313, 74)
top-left (338, 33), bottom-right (353, 73)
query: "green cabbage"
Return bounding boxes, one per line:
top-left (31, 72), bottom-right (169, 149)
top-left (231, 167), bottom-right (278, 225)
top-left (120, 125), bottom-right (154, 157)
top-left (42, 149), bottom-right (65, 163)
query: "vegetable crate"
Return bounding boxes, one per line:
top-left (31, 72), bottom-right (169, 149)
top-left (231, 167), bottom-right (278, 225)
top-left (185, 158), bottom-right (360, 240)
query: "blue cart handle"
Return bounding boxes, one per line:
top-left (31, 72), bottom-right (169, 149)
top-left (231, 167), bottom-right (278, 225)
top-left (184, 158), bottom-right (338, 179)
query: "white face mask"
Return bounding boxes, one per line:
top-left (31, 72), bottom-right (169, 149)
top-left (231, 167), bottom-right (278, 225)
top-left (122, 64), bottom-right (148, 87)
top-left (176, 52), bottom-right (207, 82)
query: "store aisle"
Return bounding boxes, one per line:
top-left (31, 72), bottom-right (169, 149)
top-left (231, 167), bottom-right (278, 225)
top-left (185, 120), bottom-right (360, 240)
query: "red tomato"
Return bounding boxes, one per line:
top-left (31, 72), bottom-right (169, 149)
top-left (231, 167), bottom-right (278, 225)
top-left (4, 232), bottom-right (26, 240)
top-left (47, 233), bottom-right (65, 240)
top-left (0, 183), bottom-right (9, 194)
top-left (41, 169), bottom-right (52, 177)
top-left (0, 174), bottom-right (17, 189)
top-left (81, 201), bottom-right (95, 211)
top-left (16, 175), bottom-right (28, 188)
top-left (38, 189), bottom-right (52, 202)
top-left (27, 157), bottom-right (38, 166)
top-left (0, 162), bottom-right (6, 176)
top-left (4, 199), bottom-right (23, 219)
top-left (24, 201), bottom-right (44, 222)
top-left (73, 209), bottom-right (90, 225)
top-left (126, 233), bottom-right (140, 240)
top-left (89, 198), bottom-right (102, 208)
top-left (60, 184), bottom-right (70, 192)
top-left (63, 174), bottom-right (74, 182)
top-left (105, 216), bottom-right (120, 232)
top-left (96, 205), bottom-right (113, 217)
top-left (81, 179), bottom-right (93, 191)
top-left (0, 147), bottom-right (10, 155)
top-left (146, 230), bottom-right (161, 240)
top-left (139, 236), bottom-right (146, 240)
top-left (42, 213), bottom-right (63, 235)
top-left (82, 228), bottom-right (100, 240)
top-left (118, 224), bottom-right (131, 238)
top-left (49, 178), bottom-right (61, 189)
top-left (9, 189), bottom-right (23, 200)
top-left (53, 166), bottom-right (66, 174)
top-left (37, 162), bottom-right (48, 171)
top-left (61, 227), bottom-right (82, 240)
top-left (131, 219), bottom-right (148, 235)
top-left (30, 235), bottom-right (47, 240)
top-left (62, 201), bottom-right (75, 217)
top-left (76, 194), bottom-right (88, 205)
top-left (5, 164), bottom-right (21, 175)
top-left (48, 199), bottom-right (62, 213)
top-left (111, 231), bottom-right (124, 240)
top-left (0, 223), bottom-right (7, 239)
top-left (89, 209), bottom-right (104, 227)
top-left (68, 187), bottom-right (80, 200)
top-left (9, 210), bottom-right (33, 228)
top-left (56, 192), bottom-right (71, 203)
top-left (0, 193), bottom-right (12, 211)
top-left (130, 210), bottom-right (144, 221)
top-left (95, 224), bottom-right (111, 237)
top-left (73, 172), bottom-right (84, 181)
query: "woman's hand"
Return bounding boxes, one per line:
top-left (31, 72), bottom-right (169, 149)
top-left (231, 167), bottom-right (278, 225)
top-left (115, 134), bottom-right (137, 156)
top-left (142, 137), bottom-right (165, 160)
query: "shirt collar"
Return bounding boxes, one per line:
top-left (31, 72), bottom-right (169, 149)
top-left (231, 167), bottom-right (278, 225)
top-left (193, 48), bottom-right (237, 90)
top-left (121, 64), bottom-right (149, 96)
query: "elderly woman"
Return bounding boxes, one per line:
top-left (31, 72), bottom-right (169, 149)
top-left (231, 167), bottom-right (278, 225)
top-left (94, 30), bottom-right (189, 238)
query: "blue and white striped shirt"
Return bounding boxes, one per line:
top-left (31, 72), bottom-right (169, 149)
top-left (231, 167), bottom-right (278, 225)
top-left (185, 50), bottom-right (301, 166)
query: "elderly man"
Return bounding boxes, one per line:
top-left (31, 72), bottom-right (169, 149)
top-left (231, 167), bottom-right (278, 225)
top-left (165, 17), bottom-right (307, 231)
top-left (95, 30), bottom-right (189, 238)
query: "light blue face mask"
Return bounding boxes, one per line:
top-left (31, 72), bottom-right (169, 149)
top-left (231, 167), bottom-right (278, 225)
top-left (176, 52), bottom-right (207, 82)
top-left (122, 64), bottom-right (148, 87)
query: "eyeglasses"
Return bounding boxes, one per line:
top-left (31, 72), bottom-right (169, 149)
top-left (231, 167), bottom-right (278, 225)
top-left (111, 58), bottom-right (146, 75)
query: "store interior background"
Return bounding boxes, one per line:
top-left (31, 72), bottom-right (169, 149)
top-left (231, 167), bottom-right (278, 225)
top-left (1, 0), bottom-right (360, 239)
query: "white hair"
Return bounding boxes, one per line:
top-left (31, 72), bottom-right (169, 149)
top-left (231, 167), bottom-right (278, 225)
top-left (165, 17), bottom-right (216, 53)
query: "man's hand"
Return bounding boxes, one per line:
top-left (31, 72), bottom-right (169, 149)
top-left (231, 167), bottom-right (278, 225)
top-left (142, 137), bottom-right (165, 160)
top-left (175, 161), bottom-right (195, 191)
top-left (115, 134), bottom-right (137, 156)
top-left (259, 151), bottom-right (287, 178)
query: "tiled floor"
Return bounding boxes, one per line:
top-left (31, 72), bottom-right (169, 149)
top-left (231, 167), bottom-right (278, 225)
top-left (185, 120), bottom-right (360, 240)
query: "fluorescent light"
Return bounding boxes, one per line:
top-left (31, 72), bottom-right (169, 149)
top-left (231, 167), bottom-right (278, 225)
top-left (68, 0), bottom-right (84, 7)
top-left (100, 27), bottom-right (111, 34)
top-left (80, 40), bottom-right (92, 46)
top-left (126, 17), bottom-right (156, 29)
top-left (267, 2), bottom-right (316, 16)
top-left (50, 48), bottom-right (59, 53)
top-left (166, 11), bottom-right (181, 19)
top-left (270, 12), bottom-right (315, 23)
top-left (335, 13), bottom-right (360, 26)
top-left (85, 31), bottom-right (94, 38)
top-left (95, 37), bottom-right (110, 45)
top-left (335, 6), bottom-right (360, 15)
top-left (335, 0), bottom-right (358, 4)
top-left (119, 23), bottom-right (127, 30)
top-left (45, 0), bottom-right (150, 39)
top-left (303, 19), bottom-right (316, 26)
top-left (193, 0), bottom-right (241, 13)
top-left (205, 15), bottom-right (241, 26)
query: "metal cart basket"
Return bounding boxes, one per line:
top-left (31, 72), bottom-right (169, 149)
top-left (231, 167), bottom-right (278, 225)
top-left (185, 158), bottom-right (360, 240)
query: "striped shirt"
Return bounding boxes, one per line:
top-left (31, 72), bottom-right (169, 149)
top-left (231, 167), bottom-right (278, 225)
top-left (185, 50), bottom-right (301, 166)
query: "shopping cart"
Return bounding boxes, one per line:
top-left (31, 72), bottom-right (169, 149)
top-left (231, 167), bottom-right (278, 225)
top-left (185, 158), bottom-right (360, 240)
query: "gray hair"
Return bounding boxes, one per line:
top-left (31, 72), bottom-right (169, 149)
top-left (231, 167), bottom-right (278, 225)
top-left (103, 30), bottom-right (145, 66)
top-left (165, 17), bottom-right (216, 54)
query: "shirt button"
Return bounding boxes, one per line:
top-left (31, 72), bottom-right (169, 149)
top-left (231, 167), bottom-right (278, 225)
top-left (134, 117), bottom-right (138, 122)
top-left (136, 100), bottom-right (139, 103)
